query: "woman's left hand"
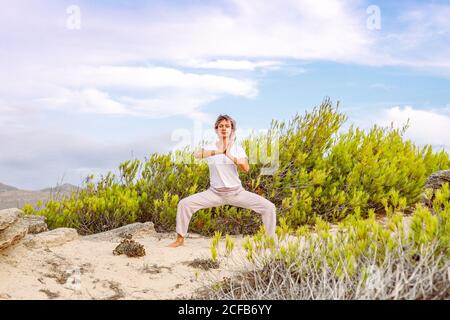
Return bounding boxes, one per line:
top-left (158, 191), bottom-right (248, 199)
top-left (225, 135), bottom-right (234, 156)
top-left (225, 147), bottom-right (233, 158)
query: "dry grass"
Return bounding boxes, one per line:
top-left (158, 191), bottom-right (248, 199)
top-left (199, 235), bottom-right (449, 300)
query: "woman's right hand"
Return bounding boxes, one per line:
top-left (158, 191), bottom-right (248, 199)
top-left (217, 143), bottom-right (226, 154)
top-left (194, 148), bottom-right (224, 159)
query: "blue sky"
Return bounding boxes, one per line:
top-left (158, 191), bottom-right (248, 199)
top-left (1, 0), bottom-right (450, 190)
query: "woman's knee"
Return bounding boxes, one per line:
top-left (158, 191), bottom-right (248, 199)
top-left (261, 200), bottom-right (276, 215)
top-left (178, 198), bottom-right (189, 210)
top-left (178, 196), bottom-right (199, 212)
top-left (268, 201), bottom-right (276, 214)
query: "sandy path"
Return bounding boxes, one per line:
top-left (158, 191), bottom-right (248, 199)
top-left (0, 232), bottom-right (246, 300)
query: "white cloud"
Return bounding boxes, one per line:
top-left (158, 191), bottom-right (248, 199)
top-left (30, 66), bottom-right (258, 118)
top-left (41, 88), bottom-right (127, 114)
top-left (5, 0), bottom-right (450, 123)
top-left (181, 59), bottom-right (282, 70)
top-left (2, 1), bottom-right (450, 73)
top-left (377, 106), bottom-right (450, 152)
top-left (0, 0), bottom-right (373, 66)
top-left (0, 0), bottom-right (370, 121)
top-left (373, 4), bottom-right (450, 72)
top-left (51, 66), bottom-right (257, 96)
top-left (118, 94), bottom-right (217, 119)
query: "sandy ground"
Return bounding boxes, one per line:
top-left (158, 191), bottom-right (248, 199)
top-left (0, 231), bottom-right (247, 300)
top-left (0, 212), bottom-right (413, 300)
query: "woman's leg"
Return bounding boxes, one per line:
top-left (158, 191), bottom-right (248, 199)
top-left (175, 189), bottom-right (224, 238)
top-left (225, 189), bottom-right (277, 237)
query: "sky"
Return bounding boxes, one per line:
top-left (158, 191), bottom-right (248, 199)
top-left (1, 0), bottom-right (450, 190)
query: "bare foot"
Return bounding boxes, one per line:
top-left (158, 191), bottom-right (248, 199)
top-left (168, 234), bottom-right (184, 248)
top-left (168, 240), bottom-right (184, 248)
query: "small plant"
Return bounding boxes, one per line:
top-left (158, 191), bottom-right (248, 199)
top-left (211, 245), bottom-right (218, 263)
top-left (210, 231), bottom-right (222, 263)
top-left (225, 234), bottom-right (235, 256)
top-left (113, 234), bottom-right (146, 257)
top-left (188, 258), bottom-right (219, 270)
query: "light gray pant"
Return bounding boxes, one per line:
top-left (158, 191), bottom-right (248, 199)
top-left (176, 186), bottom-right (276, 237)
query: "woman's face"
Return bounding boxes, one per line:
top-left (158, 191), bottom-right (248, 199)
top-left (216, 119), bottom-right (233, 139)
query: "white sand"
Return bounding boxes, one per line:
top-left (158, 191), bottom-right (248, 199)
top-left (0, 231), bottom-right (247, 300)
top-left (0, 215), bottom-right (413, 300)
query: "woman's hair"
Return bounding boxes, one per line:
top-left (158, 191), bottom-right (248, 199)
top-left (214, 114), bottom-right (236, 132)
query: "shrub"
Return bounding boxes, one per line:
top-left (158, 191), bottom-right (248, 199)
top-left (202, 184), bottom-right (450, 300)
top-left (23, 98), bottom-right (450, 235)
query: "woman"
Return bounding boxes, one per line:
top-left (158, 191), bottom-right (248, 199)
top-left (169, 114), bottom-right (277, 247)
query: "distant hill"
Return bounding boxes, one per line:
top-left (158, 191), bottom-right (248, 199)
top-left (0, 182), bottom-right (82, 210)
top-left (39, 183), bottom-right (81, 193)
top-left (0, 182), bottom-right (19, 192)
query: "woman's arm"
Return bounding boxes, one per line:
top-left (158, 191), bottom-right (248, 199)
top-left (194, 148), bottom-right (224, 159)
top-left (223, 136), bottom-right (249, 172)
top-left (225, 149), bottom-right (250, 173)
top-left (234, 157), bottom-right (250, 173)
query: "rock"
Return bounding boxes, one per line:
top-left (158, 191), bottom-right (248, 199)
top-left (0, 293), bottom-right (11, 299)
top-left (23, 228), bottom-right (78, 248)
top-left (0, 208), bottom-right (21, 231)
top-left (421, 169), bottom-right (450, 207)
top-left (424, 170), bottom-right (450, 190)
top-left (83, 222), bottom-right (156, 242)
top-left (0, 218), bottom-right (28, 251)
top-left (22, 215), bottom-right (48, 234)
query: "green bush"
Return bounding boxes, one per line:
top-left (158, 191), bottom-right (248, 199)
top-left (203, 183), bottom-right (450, 300)
top-left (23, 173), bottom-right (143, 235)
top-left (23, 98), bottom-right (450, 235)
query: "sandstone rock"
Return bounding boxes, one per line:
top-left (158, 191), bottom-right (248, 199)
top-left (0, 293), bottom-right (11, 299)
top-left (424, 169), bottom-right (450, 190)
top-left (23, 228), bottom-right (78, 248)
top-left (0, 208), bottom-right (21, 231)
top-left (22, 215), bottom-right (48, 234)
top-left (82, 222), bottom-right (156, 242)
top-left (421, 169), bottom-right (450, 207)
top-left (0, 218), bottom-right (28, 251)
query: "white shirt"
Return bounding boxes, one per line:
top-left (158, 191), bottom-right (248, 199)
top-left (203, 143), bottom-right (248, 189)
